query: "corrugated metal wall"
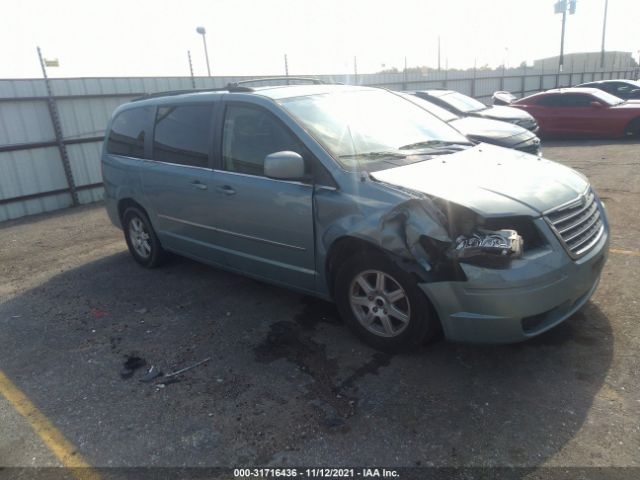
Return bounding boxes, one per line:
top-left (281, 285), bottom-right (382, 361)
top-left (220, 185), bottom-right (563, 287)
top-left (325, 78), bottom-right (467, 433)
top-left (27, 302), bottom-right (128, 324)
top-left (1, 66), bottom-right (638, 222)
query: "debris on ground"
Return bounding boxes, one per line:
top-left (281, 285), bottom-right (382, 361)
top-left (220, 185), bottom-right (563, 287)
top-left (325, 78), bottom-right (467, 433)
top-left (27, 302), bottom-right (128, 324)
top-left (139, 365), bottom-right (162, 382)
top-left (162, 357), bottom-right (211, 379)
top-left (118, 355), bottom-right (210, 386)
top-left (134, 308), bottom-right (148, 314)
top-left (120, 355), bottom-right (146, 379)
top-left (156, 377), bottom-right (181, 388)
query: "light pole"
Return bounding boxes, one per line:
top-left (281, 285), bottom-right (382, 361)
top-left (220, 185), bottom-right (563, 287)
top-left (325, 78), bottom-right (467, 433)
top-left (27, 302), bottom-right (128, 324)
top-left (600, 0), bottom-right (609, 69)
top-left (554, 0), bottom-right (576, 72)
top-left (196, 26), bottom-right (211, 76)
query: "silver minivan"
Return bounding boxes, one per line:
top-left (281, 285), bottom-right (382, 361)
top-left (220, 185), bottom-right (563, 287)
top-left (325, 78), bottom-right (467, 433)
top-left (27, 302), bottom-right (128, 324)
top-left (102, 80), bottom-right (609, 351)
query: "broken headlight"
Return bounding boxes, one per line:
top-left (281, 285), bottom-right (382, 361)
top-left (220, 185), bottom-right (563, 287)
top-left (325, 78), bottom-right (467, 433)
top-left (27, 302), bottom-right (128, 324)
top-left (454, 229), bottom-right (523, 262)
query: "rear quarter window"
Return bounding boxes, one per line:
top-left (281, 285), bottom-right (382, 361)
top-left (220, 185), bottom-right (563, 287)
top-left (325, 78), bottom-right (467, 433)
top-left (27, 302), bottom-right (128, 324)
top-left (106, 107), bottom-right (151, 158)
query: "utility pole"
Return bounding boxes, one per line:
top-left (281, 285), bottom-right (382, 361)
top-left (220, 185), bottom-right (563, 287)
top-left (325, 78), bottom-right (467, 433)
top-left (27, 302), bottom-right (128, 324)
top-left (600, 0), bottom-right (609, 68)
top-left (403, 56), bottom-right (408, 89)
top-left (437, 35), bottom-right (441, 71)
top-left (354, 56), bottom-right (358, 85)
top-left (37, 47), bottom-right (78, 206)
top-left (187, 50), bottom-right (195, 88)
top-left (284, 54), bottom-right (289, 76)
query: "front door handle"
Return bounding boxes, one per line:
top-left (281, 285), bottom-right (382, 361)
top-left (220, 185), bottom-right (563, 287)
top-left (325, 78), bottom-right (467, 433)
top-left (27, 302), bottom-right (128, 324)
top-left (189, 180), bottom-right (208, 190)
top-left (216, 185), bottom-right (236, 195)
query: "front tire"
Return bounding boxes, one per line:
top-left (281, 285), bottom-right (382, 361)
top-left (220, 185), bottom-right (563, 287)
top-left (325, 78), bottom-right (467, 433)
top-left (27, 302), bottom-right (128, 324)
top-left (122, 207), bottom-right (166, 268)
top-left (334, 251), bottom-right (438, 352)
top-left (625, 118), bottom-right (640, 137)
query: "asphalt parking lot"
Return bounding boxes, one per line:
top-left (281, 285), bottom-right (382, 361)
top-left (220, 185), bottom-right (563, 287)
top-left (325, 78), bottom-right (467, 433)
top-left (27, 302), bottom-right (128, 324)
top-left (0, 139), bottom-right (639, 476)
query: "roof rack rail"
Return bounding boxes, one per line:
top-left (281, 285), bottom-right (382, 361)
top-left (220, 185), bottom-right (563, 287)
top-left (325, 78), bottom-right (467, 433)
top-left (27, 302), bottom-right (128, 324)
top-left (130, 78), bottom-right (327, 102)
top-left (227, 77), bottom-right (326, 87)
top-left (131, 85), bottom-right (254, 102)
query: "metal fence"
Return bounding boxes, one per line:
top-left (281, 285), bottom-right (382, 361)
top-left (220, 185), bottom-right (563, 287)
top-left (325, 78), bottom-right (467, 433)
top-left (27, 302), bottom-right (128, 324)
top-left (1, 66), bottom-right (638, 222)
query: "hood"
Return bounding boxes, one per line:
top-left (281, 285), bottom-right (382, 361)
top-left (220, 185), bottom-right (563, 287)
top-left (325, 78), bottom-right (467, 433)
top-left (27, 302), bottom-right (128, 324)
top-left (370, 143), bottom-right (588, 218)
top-left (471, 105), bottom-right (533, 122)
top-left (450, 116), bottom-right (535, 141)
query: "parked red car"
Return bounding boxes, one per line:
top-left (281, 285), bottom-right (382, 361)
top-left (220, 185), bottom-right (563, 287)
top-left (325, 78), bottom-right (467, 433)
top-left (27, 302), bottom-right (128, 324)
top-left (498, 88), bottom-right (640, 138)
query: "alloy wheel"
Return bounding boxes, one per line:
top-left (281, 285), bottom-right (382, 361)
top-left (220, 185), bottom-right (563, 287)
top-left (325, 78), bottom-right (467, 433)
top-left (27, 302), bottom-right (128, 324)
top-left (349, 269), bottom-right (411, 338)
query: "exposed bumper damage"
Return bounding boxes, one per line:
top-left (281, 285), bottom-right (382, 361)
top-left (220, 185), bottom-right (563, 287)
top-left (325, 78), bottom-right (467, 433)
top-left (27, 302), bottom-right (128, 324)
top-left (333, 185), bottom-right (609, 344)
top-left (420, 221), bottom-right (608, 343)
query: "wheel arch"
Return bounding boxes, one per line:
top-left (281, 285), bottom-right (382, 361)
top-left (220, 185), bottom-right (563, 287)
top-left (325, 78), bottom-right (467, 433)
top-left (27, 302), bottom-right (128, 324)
top-left (325, 235), bottom-right (437, 298)
top-left (325, 236), bottom-right (386, 299)
top-left (118, 198), bottom-right (147, 223)
top-left (328, 235), bottom-right (443, 348)
top-left (624, 116), bottom-right (640, 136)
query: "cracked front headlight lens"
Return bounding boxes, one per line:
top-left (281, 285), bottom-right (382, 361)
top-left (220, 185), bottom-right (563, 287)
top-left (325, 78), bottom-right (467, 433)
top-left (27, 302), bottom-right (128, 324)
top-left (454, 229), bottom-right (523, 259)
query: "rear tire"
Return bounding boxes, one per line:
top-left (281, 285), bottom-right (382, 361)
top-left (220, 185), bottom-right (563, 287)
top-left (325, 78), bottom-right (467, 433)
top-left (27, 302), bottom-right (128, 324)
top-left (334, 251), bottom-right (438, 352)
top-left (122, 207), bottom-right (166, 268)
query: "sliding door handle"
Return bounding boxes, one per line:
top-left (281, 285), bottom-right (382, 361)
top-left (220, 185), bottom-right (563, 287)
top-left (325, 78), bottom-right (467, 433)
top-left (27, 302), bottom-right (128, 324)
top-left (189, 180), bottom-right (208, 190)
top-left (216, 185), bottom-right (236, 195)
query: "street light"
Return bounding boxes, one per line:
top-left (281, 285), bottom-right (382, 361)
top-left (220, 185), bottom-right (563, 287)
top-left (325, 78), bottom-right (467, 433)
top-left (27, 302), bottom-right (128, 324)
top-left (600, 0), bottom-right (609, 68)
top-left (196, 26), bottom-right (211, 76)
top-left (554, 0), bottom-right (577, 72)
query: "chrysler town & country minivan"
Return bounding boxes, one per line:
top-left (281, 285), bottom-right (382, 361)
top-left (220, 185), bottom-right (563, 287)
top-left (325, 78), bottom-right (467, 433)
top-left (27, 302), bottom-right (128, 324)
top-left (102, 81), bottom-right (609, 351)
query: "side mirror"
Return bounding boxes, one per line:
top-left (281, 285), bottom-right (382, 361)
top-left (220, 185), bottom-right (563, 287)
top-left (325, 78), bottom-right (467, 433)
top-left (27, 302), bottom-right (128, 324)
top-left (590, 101), bottom-right (604, 108)
top-left (492, 91), bottom-right (516, 106)
top-left (264, 151), bottom-right (306, 180)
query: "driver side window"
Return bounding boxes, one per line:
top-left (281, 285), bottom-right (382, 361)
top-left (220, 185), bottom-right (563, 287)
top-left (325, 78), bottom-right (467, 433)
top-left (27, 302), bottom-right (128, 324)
top-left (222, 105), bottom-right (307, 176)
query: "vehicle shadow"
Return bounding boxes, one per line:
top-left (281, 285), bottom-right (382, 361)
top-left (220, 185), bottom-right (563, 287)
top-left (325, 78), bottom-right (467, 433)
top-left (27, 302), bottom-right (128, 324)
top-left (0, 251), bottom-right (613, 471)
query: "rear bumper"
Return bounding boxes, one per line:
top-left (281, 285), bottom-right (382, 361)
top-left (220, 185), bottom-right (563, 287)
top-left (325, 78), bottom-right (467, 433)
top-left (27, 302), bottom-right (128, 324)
top-left (419, 218), bottom-right (609, 344)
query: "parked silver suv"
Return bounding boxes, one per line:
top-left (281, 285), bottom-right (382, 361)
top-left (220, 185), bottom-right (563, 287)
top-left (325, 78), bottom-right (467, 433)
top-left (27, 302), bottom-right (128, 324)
top-left (102, 80), bottom-right (609, 351)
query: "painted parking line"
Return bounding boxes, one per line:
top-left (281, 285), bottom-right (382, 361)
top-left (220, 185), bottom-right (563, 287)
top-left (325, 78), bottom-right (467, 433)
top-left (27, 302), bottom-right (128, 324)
top-left (0, 370), bottom-right (100, 480)
top-left (610, 248), bottom-right (640, 257)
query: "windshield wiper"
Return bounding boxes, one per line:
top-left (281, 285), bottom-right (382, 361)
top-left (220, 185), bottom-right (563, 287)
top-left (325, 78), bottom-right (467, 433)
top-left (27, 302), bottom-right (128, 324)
top-left (338, 151), bottom-right (407, 160)
top-left (398, 140), bottom-right (472, 151)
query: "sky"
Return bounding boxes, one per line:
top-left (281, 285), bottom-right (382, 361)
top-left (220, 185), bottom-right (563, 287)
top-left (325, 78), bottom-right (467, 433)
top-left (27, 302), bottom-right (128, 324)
top-left (1, 0), bottom-right (639, 79)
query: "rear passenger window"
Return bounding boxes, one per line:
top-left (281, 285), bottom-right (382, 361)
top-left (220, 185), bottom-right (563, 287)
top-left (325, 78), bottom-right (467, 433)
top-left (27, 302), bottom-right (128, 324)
top-left (222, 105), bottom-right (306, 176)
top-left (561, 94), bottom-right (592, 107)
top-left (106, 107), bottom-right (150, 158)
top-left (153, 104), bottom-right (213, 168)
top-left (536, 95), bottom-right (563, 107)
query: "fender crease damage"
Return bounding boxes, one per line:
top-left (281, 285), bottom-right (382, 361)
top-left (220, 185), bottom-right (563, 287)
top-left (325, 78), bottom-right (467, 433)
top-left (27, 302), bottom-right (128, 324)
top-left (355, 193), bottom-right (524, 281)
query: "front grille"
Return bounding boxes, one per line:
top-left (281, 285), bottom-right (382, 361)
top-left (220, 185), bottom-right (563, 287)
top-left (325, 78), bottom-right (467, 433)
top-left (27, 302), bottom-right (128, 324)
top-left (545, 189), bottom-right (604, 258)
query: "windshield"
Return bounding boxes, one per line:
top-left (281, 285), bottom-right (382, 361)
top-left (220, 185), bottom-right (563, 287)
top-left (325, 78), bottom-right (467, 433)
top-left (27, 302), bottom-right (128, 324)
top-left (400, 93), bottom-right (459, 122)
top-left (438, 91), bottom-right (487, 113)
top-left (279, 89), bottom-right (471, 170)
top-left (590, 89), bottom-right (626, 106)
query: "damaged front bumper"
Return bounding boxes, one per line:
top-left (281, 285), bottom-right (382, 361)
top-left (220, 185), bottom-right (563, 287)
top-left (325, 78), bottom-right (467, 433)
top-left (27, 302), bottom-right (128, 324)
top-left (419, 217), bottom-right (609, 344)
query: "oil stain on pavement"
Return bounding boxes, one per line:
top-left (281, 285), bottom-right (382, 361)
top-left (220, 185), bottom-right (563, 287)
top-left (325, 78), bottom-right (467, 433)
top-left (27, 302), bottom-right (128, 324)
top-left (254, 296), bottom-right (392, 432)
